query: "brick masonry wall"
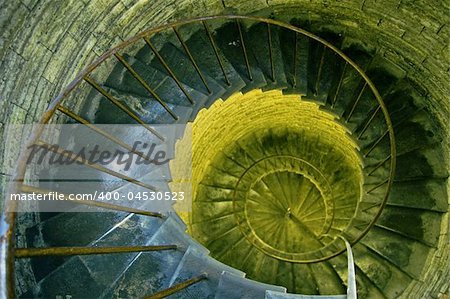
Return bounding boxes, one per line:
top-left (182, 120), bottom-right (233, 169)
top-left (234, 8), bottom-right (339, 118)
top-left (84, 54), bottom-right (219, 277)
top-left (0, 0), bottom-right (448, 297)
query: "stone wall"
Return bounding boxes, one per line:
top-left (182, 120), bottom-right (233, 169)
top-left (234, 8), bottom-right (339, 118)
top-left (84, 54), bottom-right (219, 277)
top-left (1, 0), bottom-right (448, 196)
top-left (0, 0), bottom-right (448, 297)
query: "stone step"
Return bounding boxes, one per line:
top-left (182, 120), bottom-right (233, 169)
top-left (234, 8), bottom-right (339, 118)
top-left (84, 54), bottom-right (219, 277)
top-left (351, 243), bottom-right (412, 298)
top-left (134, 39), bottom-right (224, 98)
top-left (266, 291), bottom-right (346, 299)
top-left (102, 54), bottom-right (193, 107)
top-left (99, 85), bottom-right (193, 125)
top-left (328, 251), bottom-right (386, 298)
top-left (119, 54), bottom-right (208, 117)
top-left (387, 178), bottom-right (448, 212)
top-left (214, 20), bottom-right (268, 93)
top-left (22, 210), bottom-right (167, 297)
top-left (117, 54), bottom-right (212, 123)
top-left (360, 226), bottom-right (434, 279)
top-left (279, 27), bottom-right (309, 95)
top-left (245, 22), bottom-right (288, 91)
top-left (375, 205), bottom-right (442, 247)
top-left (327, 44), bottom-right (373, 116)
top-left (183, 22), bottom-right (246, 100)
top-left (214, 271), bottom-right (286, 299)
top-left (99, 212), bottom-right (206, 298)
top-left (279, 263), bottom-right (319, 295)
top-left (167, 246), bottom-right (245, 298)
top-left (23, 177), bottom-right (174, 284)
top-left (305, 31), bottom-right (345, 106)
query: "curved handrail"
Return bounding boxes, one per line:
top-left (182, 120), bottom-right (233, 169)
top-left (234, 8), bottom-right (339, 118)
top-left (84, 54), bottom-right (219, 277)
top-left (0, 15), bottom-right (396, 298)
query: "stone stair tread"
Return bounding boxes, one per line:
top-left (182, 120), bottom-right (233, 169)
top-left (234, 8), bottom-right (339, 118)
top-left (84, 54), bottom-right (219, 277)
top-left (99, 212), bottom-right (198, 298)
top-left (24, 178), bottom-right (174, 282)
top-left (266, 290), bottom-right (346, 298)
top-left (134, 41), bottom-right (227, 111)
top-left (167, 210), bottom-right (187, 230)
top-left (308, 262), bottom-right (347, 295)
top-left (214, 21), bottom-right (268, 93)
top-left (167, 246), bottom-right (245, 298)
top-left (155, 213), bottom-right (209, 254)
top-left (25, 211), bottom-right (128, 249)
top-left (395, 147), bottom-right (448, 180)
top-left (306, 41), bottom-right (345, 105)
top-left (361, 226), bottom-right (433, 279)
top-left (195, 184), bottom-right (235, 202)
top-left (183, 24), bottom-right (246, 100)
top-left (326, 253), bottom-right (385, 298)
top-left (245, 23), bottom-right (288, 91)
top-left (328, 45), bottom-right (372, 113)
top-left (190, 212), bottom-right (242, 254)
top-left (374, 206), bottom-right (442, 247)
top-left (78, 215), bottom-right (166, 291)
top-left (26, 166), bottom-right (172, 240)
top-left (100, 246), bottom-right (183, 298)
top-left (279, 27), bottom-right (308, 95)
top-left (214, 271), bottom-right (287, 299)
top-left (121, 53), bottom-right (210, 122)
top-left (351, 243), bottom-right (412, 299)
top-left (22, 256), bottom-right (104, 299)
top-left (386, 179), bottom-right (448, 212)
top-left (103, 54), bottom-right (195, 108)
top-left (394, 119), bottom-right (442, 156)
top-left (344, 70), bottom-right (400, 137)
top-left (124, 59), bottom-right (208, 124)
top-left (99, 85), bottom-right (193, 125)
top-left (191, 200), bottom-right (234, 225)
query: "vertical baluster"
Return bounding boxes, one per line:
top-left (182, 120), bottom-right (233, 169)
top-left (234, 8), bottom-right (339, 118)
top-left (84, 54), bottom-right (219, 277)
top-left (331, 62), bottom-right (347, 108)
top-left (84, 75), bottom-right (165, 141)
top-left (358, 105), bottom-right (381, 139)
top-left (173, 26), bottom-right (212, 94)
top-left (114, 52), bottom-right (178, 120)
top-left (267, 23), bottom-right (275, 82)
top-left (314, 45), bottom-right (326, 96)
top-left (144, 274), bottom-right (208, 299)
top-left (236, 19), bottom-right (253, 81)
top-left (143, 36), bottom-right (194, 104)
top-left (202, 21), bottom-right (231, 86)
top-left (293, 32), bottom-right (298, 88)
top-left (346, 82), bottom-right (367, 122)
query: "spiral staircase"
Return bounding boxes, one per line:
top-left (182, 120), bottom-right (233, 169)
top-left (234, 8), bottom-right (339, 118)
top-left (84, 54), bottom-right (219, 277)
top-left (1, 16), bottom-right (447, 299)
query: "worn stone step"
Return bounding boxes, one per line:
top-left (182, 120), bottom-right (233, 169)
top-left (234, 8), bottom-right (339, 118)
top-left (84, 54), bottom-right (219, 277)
top-left (214, 21), bottom-right (268, 93)
top-left (305, 31), bottom-right (344, 106)
top-left (98, 86), bottom-right (193, 125)
top-left (245, 22), bottom-right (288, 91)
top-left (266, 291), bottom-right (346, 298)
top-left (214, 271), bottom-right (286, 299)
top-left (167, 246), bottom-right (245, 298)
top-left (134, 39), bottom-right (222, 96)
top-left (328, 251), bottom-right (386, 298)
top-left (182, 22), bottom-right (246, 100)
top-left (99, 213), bottom-right (207, 298)
top-left (280, 27), bottom-right (309, 95)
top-left (121, 53), bottom-right (207, 110)
top-left (352, 243), bottom-right (412, 298)
top-left (361, 226), bottom-right (434, 279)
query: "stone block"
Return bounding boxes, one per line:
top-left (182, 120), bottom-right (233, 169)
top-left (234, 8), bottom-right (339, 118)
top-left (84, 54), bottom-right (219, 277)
top-left (0, 2), bottom-right (29, 59)
top-left (42, 34), bottom-right (78, 83)
top-left (223, 0), bottom-right (269, 14)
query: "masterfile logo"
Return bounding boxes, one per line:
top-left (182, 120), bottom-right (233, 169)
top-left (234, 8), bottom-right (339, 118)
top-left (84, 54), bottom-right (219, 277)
top-left (26, 140), bottom-right (170, 171)
top-left (3, 124), bottom-right (192, 213)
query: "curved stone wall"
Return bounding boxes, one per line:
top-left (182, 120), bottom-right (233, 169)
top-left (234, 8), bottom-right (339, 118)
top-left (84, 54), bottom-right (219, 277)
top-left (1, 0), bottom-right (448, 297)
top-left (1, 1), bottom-right (448, 126)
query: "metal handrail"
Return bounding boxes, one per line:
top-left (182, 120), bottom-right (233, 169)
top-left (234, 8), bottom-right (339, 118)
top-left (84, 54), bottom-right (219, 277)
top-left (0, 15), bottom-right (396, 298)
